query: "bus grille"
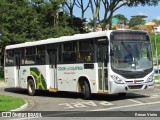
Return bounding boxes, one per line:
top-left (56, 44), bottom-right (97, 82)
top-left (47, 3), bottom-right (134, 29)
top-left (126, 80), bottom-right (144, 83)
top-left (128, 85), bottom-right (143, 89)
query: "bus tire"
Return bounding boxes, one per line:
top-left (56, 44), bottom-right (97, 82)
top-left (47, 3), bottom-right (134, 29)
top-left (27, 79), bottom-right (36, 96)
top-left (118, 93), bottom-right (126, 97)
top-left (81, 80), bottom-right (91, 100)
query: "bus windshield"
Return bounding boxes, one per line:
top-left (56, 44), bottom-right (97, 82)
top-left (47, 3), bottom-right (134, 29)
top-left (111, 41), bottom-right (152, 71)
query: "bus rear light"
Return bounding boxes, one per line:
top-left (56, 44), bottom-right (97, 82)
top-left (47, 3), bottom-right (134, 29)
top-left (111, 75), bottom-right (125, 84)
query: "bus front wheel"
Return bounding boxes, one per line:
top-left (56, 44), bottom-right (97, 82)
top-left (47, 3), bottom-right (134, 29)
top-left (80, 80), bottom-right (91, 100)
top-left (27, 79), bottom-right (36, 96)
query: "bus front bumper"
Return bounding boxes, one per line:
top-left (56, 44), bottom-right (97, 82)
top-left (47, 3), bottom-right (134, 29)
top-left (110, 81), bottom-right (154, 94)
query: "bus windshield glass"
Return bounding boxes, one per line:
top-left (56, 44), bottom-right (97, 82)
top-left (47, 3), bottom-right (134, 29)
top-left (111, 39), bottom-right (152, 72)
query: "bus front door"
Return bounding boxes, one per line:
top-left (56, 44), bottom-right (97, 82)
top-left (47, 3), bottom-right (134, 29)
top-left (48, 50), bottom-right (58, 90)
top-left (15, 52), bottom-right (21, 87)
top-left (98, 41), bottom-right (108, 92)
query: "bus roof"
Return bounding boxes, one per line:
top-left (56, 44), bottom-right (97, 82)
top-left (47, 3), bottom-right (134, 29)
top-left (6, 31), bottom-right (110, 49)
top-left (5, 30), bottom-right (147, 50)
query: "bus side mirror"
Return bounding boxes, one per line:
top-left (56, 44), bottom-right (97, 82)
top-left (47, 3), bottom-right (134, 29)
top-left (110, 49), bottom-right (114, 56)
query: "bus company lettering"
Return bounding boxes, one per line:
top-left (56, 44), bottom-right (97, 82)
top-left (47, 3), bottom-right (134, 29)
top-left (58, 66), bottom-right (83, 71)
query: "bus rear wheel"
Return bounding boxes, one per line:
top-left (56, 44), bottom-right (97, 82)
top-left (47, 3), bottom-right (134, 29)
top-left (27, 79), bottom-right (36, 96)
top-left (80, 80), bottom-right (91, 100)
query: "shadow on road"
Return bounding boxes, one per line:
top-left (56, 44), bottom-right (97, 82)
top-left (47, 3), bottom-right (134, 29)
top-left (4, 87), bottom-right (149, 101)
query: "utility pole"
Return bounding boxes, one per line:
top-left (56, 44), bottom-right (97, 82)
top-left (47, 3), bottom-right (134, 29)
top-left (0, 29), bottom-right (2, 66)
top-left (154, 30), bottom-right (160, 81)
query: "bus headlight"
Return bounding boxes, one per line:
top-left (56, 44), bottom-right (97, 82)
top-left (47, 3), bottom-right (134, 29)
top-left (111, 75), bottom-right (125, 84)
top-left (146, 74), bottom-right (154, 83)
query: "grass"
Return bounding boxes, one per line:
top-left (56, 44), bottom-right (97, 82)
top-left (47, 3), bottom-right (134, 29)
top-left (0, 95), bottom-right (25, 111)
top-left (154, 76), bottom-right (160, 84)
top-left (154, 76), bottom-right (159, 80)
top-left (0, 78), bottom-right (4, 82)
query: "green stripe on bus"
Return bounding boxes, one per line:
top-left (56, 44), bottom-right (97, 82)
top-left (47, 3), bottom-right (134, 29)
top-left (30, 67), bottom-right (47, 90)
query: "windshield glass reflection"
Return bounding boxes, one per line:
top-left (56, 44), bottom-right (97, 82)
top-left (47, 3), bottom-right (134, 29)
top-left (111, 41), bottom-right (152, 71)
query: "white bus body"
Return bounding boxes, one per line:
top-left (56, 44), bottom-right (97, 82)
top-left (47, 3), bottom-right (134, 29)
top-left (4, 30), bottom-right (154, 99)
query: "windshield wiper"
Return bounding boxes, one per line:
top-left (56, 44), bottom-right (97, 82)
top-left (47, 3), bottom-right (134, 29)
top-left (121, 40), bottom-right (133, 57)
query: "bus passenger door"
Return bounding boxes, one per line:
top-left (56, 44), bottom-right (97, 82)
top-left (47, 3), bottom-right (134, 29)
top-left (48, 50), bottom-right (58, 89)
top-left (15, 52), bottom-right (21, 87)
top-left (98, 40), bottom-right (108, 92)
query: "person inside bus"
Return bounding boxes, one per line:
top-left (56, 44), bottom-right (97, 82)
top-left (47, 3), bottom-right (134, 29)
top-left (124, 45), bottom-right (133, 63)
top-left (132, 44), bottom-right (139, 59)
top-left (125, 53), bottom-right (132, 63)
top-left (114, 45), bottom-right (122, 63)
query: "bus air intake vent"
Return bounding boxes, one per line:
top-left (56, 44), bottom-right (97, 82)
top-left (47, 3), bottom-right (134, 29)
top-left (128, 85), bottom-right (143, 89)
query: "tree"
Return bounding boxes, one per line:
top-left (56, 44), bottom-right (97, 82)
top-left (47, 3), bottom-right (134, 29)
top-left (0, 0), bottom-right (36, 65)
top-left (113, 14), bottom-right (128, 25)
top-left (152, 19), bottom-right (160, 24)
top-left (89, 0), bottom-right (101, 32)
top-left (87, 19), bottom-right (94, 30)
top-left (101, 0), bottom-right (160, 30)
top-left (30, 0), bottom-right (63, 27)
top-left (0, 0), bottom-right (37, 44)
top-left (0, 0), bottom-right (76, 65)
top-left (75, 0), bottom-right (90, 20)
top-left (64, 0), bottom-right (76, 27)
top-left (129, 16), bottom-right (145, 28)
top-left (68, 17), bottom-right (87, 33)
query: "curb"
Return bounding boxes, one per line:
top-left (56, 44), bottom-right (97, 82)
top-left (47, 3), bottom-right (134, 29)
top-left (10, 100), bottom-right (28, 111)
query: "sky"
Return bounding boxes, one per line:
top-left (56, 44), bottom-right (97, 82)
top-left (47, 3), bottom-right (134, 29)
top-left (73, 2), bottom-right (160, 22)
top-left (114, 5), bottom-right (160, 21)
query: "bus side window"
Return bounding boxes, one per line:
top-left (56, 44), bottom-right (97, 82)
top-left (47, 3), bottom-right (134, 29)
top-left (5, 50), bottom-right (14, 66)
top-left (21, 49), bottom-right (25, 65)
top-left (25, 47), bottom-right (36, 65)
top-left (58, 44), bottom-right (62, 63)
top-left (78, 40), bottom-right (94, 62)
top-left (62, 42), bottom-right (77, 62)
top-left (36, 46), bottom-right (45, 64)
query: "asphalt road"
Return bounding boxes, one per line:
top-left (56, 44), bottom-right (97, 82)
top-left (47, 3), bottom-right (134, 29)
top-left (0, 84), bottom-right (160, 119)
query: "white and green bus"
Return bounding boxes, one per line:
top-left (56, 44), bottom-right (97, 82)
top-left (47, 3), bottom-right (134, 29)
top-left (4, 30), bottom-right (154, 99)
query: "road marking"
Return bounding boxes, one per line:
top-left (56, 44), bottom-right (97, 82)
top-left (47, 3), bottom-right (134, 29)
top-left (81, 101), bottom-right (97, 106)
top-left (71, 102), bottom-right (87, 108)
top-left (59, 103), bottom-right (75, 109)
top-left (150, 95), bottom-right (160, 98)
top-left (89, 101), bottom-right (160, 111)
top-left (34, 101), bottom-right (160, 117)
top-left (9, 101), bottom-right (160, 119)
top-left (154, 94), bottom-right (160, 96)
top-left (127, 99), bottom-right (143, 104)
top-left (99, 101), bottom-right (113, 106)
top-left (58, 101), bottom-right (113, 109)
